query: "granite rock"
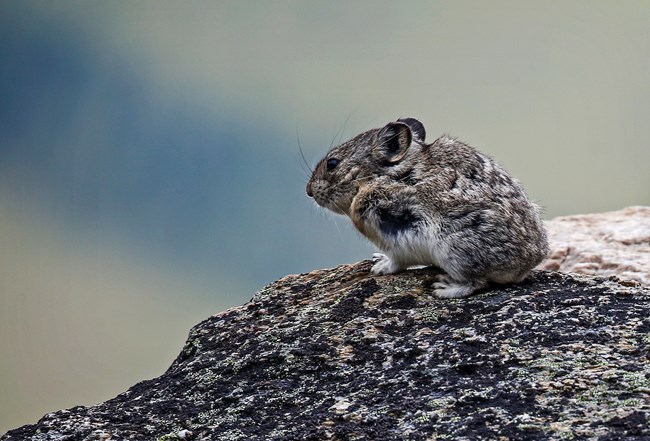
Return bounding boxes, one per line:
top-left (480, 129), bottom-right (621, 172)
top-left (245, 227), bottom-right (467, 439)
top-left (3, 261), bottom-right (649, 440)
top-left (541, 206), bottom-right (650, 286)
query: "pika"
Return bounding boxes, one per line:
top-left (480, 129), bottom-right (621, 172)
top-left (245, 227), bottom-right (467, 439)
top-left (306, 117), bottom-right (549, 298)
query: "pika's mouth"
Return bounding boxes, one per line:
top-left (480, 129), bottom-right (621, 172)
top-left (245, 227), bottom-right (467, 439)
top-left (306, 179), bottom-right (351, 215)
top-left (307, 166), bottom-right (365, 216)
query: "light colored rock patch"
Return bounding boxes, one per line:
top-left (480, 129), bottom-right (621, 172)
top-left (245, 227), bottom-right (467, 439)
top-left (540, 206), bottom-right (650, 286)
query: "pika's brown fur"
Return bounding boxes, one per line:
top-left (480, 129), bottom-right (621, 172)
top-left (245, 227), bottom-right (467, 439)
top-left (306, 118), bottom-right (548, 298)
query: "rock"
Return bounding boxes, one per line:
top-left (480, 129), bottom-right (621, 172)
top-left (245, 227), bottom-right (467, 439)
top-left (3, 261), bottom-right (649, 440)
top-left (541, 206), bottom-right (650, 286)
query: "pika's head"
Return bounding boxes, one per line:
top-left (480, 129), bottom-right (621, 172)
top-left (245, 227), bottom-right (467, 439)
top-left (306, 118), bottom-right (425, 215)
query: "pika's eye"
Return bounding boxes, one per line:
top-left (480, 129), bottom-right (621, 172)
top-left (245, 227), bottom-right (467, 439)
top-left (326, 158), bottom-right (339, 171)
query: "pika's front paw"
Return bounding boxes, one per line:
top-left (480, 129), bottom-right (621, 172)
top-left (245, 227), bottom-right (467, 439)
top-left (371, 253), bottom-right (402, 275)
top-left (433, 274), bottom-right (485, 299)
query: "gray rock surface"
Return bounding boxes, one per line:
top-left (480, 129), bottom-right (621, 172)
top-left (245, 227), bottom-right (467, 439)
top-left (541, 206), bottom-right (650, 286)
top-left (3, 261), bottom-right (649, 440)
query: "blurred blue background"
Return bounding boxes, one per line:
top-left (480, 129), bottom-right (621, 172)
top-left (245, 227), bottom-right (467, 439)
top-left (1, 1), bottom-right (649, 433)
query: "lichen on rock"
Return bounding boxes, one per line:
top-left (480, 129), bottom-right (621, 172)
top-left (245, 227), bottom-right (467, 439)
top-left (3, 261), bottom-right (649, 440)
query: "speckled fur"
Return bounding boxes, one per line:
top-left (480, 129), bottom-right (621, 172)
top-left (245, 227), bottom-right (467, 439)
top-left (307, 118), bottom-right (549, 298)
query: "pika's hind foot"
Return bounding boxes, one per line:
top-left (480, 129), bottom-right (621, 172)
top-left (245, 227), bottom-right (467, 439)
top-left (433, 274), bottom-right (487, 299)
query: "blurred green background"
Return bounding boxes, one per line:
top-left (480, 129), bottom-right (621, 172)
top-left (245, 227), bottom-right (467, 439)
top-left (1, 0), bottom-right (649, 433)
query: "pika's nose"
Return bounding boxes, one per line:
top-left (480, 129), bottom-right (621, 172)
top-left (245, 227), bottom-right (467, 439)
top-left (306, 181), bottom-right (313, 198)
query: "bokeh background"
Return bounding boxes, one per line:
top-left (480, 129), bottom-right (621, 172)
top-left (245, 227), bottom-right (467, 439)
top-left (1, 0), bottom-right (649, 433)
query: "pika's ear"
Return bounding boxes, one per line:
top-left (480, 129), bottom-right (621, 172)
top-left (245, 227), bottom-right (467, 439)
top-left (397, 117), bottom-right (426, 143)
top-left (376, 122), bottom-right (412, 163)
